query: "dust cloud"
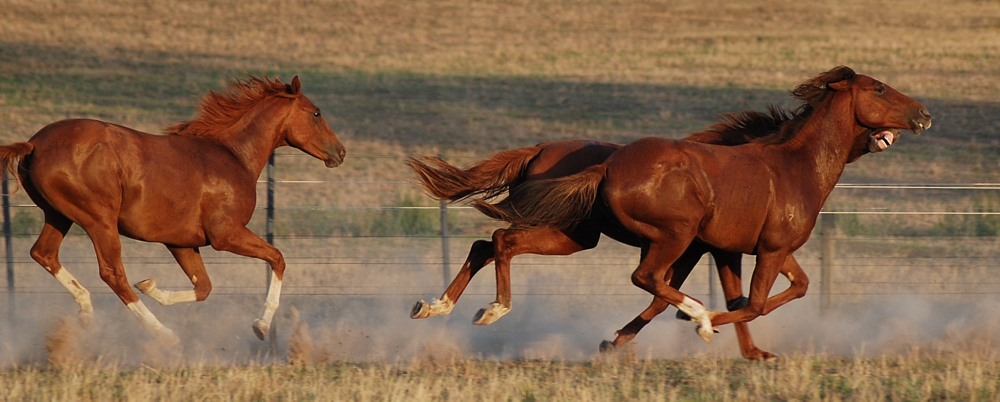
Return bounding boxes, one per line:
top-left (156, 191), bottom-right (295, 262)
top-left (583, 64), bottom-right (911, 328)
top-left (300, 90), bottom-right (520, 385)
top-left (3, 283), bottom-right (1000, 368)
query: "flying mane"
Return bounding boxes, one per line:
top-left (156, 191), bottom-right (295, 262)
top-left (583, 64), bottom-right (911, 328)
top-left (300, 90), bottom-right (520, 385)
top-left (686, 65), bottom-right (858, 146)
top-left (164, 75), bottom-right (295, 138)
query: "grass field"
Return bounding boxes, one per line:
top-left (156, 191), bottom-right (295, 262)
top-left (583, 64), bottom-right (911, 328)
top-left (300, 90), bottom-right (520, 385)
top-left (3, 0), bottom-right (1000, 398)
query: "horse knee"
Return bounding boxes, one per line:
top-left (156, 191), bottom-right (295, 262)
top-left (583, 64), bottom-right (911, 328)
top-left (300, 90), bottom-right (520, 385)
top-left (630, 270), bottom-right (658, 290)
top-left (790, 274), bottom-right (809, 299)
top-left (193, 278), bottom-right (213, 301)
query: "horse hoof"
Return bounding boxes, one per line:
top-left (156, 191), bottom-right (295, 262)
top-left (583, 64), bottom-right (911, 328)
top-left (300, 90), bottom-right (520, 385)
top-left (78, 310), bottom-right (94, 328)
top-left (599, 340), bottom-right (615, 353)
top-left (675, 310), bottom-right (692, 321)
top-left (134, 279), bottom-right (156, 294)
top-left (157, 329), bottom-right (181, 346)
top-left (472, 303), bottom-right (510, 326)
top-left (411, 300), bottom-right (431, 319)
top-left (696, 326), bottom-right (714, 344)
top-left (252, 319), bottom-right (269, 340)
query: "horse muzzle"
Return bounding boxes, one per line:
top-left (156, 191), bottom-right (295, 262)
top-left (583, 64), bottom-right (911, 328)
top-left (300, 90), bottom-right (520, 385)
top-left (909, 109), bottom-right (932, 135)
top-left (324, 146), bottom-right (346, 168)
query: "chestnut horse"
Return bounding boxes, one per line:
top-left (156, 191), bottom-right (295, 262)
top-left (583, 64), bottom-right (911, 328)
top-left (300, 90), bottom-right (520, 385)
top-left (409, 119), bottom-right (812, 360)
top-left (467, 66), bottom-right (931, 347)
top-left (0, 75), bottom-right (346, 344)
top-left (409, 104), bottom-right (880, 360)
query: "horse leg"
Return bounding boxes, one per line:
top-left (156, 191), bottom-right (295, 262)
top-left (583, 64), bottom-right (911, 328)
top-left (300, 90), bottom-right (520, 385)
top-left (411, 238), bottom-right (494, 319)
top-left (30, 212), bottom-right (94, 325)
top-left (134, 246), bottom-right (212, 306)
top-left (706, 250), bottom-right (777, 361)
top-left (602, 243), bottom-right (707, 351)
top-left (473, 225), bottom-right (599, 326)
top-left (86, 223), bottom-right (179, 344)
top-left (207, 226), bottom-right (285, 340)
top-left (631, 236), bottom-right (718, 343)
top-left (707, 251), bottom-right (788, 328)
top-left (760, 255), bottom-right (809, 315)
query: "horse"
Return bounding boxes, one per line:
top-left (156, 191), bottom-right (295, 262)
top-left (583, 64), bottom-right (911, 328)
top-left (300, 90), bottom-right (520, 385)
top-left (408, 108), bottom-right (825, 360)
top-left (0, 75), bottom-right (346, 344)
top-left (469, 66), bottom-right (931, 346)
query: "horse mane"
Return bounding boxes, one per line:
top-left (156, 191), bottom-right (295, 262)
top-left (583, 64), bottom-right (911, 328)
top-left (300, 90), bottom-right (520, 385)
top-left (685, 65), bottom-right (858, 146)
top-left (164, 75), bottom-right (295, 137)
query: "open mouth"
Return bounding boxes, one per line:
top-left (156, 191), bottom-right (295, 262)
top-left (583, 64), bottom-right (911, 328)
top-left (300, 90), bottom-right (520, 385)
top-left (868, 129), bottom-right (900, 153)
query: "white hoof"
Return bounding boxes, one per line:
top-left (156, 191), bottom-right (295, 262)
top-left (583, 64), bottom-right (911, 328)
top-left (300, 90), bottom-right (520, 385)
top-left (155, 327), bottom-right (181, 346)
top-left (134, 279), bottom-right (156, 294)
top-left (253, 319), bottom-right (270, 340)
top-left (410, 296), bottom-right (454, 319)
top-left (696, 324), bottom-right (718, 344)
top-left (472, 302), bottom-right (510, 326)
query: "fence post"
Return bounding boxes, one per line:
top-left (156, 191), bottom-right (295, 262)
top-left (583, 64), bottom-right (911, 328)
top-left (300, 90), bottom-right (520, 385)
top-left (707, 255), bottom-right (717, 310)
top-left (264, 153), bottom-right (278, 351)
top-left (820, 213), bottom-right (836, 314)
top-left (3, 174), bottom-right (13, 324)
top-left (438, 155), bottom-right (451, 288)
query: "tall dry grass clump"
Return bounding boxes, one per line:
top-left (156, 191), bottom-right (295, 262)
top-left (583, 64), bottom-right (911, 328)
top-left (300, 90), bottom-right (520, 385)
top-left (3, 351), bottom-right (1000, 401)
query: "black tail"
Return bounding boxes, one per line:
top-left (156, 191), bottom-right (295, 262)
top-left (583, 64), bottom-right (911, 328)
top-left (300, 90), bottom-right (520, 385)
top-left (474, 164), bottom-right (607, 229)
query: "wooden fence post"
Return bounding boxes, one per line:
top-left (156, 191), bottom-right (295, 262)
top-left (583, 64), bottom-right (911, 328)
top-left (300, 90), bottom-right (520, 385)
top-left (820, 213), bottom-right (836, 314)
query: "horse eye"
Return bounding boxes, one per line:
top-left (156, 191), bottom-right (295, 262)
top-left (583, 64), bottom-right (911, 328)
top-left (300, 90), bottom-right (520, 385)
top-left (313, 111), bottom-right (321, 117)
top-left (875, 85), bottom-right (886, 95)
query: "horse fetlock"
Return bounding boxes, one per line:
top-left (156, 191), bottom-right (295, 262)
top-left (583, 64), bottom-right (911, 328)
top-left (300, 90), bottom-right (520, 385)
top-left (472, 302), bottom-right (510, 325)
top-left (253, 319), bottom-right (270, 340)
top-left (410, 296), bottom-right (454, 319)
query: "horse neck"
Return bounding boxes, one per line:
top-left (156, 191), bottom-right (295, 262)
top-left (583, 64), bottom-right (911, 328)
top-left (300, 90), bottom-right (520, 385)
top-left (216, 98), bottom-right (290, 180)
top-left (773, 94), bottom-right (862, 205)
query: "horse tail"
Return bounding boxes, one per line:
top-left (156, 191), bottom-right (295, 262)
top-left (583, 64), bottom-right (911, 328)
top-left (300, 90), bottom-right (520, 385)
top-left (474, 164), bottom-right (607, 229)
top-left (407, 145), bottom-right (543, 202)
top-left (0, 142), bottom-right (33, 189)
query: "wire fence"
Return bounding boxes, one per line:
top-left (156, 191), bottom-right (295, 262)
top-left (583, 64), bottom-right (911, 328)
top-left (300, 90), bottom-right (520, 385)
top-left (4, 152), bottom-right (1000, 311)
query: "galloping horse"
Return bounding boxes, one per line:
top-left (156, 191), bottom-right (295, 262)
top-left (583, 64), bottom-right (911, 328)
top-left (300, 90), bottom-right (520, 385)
top-left (0, 75), bottom-right (346, 344)
top-left (409, 114), bottom-right (813, 360)
top-left (409, 104), bottom-right (887, 360)
top-left (458, 66), bottom-right (931, 348)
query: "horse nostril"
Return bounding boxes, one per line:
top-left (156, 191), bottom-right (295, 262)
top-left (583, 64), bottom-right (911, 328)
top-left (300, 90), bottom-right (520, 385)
top-left (339, 148), bottom-right (346, 159)
top-left (919, 108), bottom-right (931, 119)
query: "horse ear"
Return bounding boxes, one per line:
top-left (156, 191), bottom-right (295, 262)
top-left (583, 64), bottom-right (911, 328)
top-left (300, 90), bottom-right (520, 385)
top-left (827, 80), bottom-right (851, 91)
top-left (287, 76), bottom-right (301, 95)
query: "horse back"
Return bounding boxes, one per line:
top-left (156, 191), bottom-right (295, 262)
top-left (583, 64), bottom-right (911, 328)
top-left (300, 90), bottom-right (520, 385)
top-left (602, 137), bottom-right (774, 252)
top-left (525, 140), bottom-right (620, 180)
top-left (23, 119), bottom-right (254, 246)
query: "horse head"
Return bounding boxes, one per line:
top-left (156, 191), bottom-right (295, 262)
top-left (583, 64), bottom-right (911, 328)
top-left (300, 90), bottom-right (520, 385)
top-left (808, 66), bottom-right (932, 162)
top-left (279, 76), bottom-right (347, 168)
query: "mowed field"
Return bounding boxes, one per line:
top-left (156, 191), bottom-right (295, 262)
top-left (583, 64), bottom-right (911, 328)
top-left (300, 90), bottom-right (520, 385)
top-left (3, 0), bottom-right (1000, 400)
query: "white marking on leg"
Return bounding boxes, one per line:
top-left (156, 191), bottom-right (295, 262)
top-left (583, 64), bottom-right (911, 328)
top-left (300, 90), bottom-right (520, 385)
top-left (135, 279), bottom-right (197, 306)
top-left (53, 268), bottom-right (94, 320)
top-left (126, 301), bottom-right (179, 345)
top-left (678, 296), bottom-right (715, 343)
top-left (255, 271), bottom-right (282, 334)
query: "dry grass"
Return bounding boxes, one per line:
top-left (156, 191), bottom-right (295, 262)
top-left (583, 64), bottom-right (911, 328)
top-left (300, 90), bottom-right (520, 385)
top-left (2, 350), bottom-right (1000, 401)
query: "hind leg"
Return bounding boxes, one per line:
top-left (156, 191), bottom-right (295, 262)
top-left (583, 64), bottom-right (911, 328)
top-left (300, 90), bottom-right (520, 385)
top-left (30, 212), bottom-right (94, 325)
top-left (85, 222), bottom-right (178, 344)
top-left (411, 239), bottom-right (495, 319)
top-left (134, 246), bottom-right (212, 306)
top-left (472, 224), bottom-right (600, 325)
